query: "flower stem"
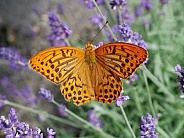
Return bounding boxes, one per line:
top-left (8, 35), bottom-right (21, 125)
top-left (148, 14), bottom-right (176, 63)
top-left (118, 7), bottom-right (123, 25)
top-left (2, 100), bottom-right (77, 127)
top-left (143, 71), bottom-right (156, 118)
top-left (120, 106), bottom-right (136, 138)
top-left (142, 65), bottom-right (175, 102)
top-left (54, 100), bottom-right (116, 138)
top-left (92, 0), bottom-right (117, 41)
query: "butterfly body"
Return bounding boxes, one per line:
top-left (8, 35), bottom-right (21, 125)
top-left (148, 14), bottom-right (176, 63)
top-left (29, 42), bottom-right (148, 106)
top-left (85, 41), bottom-right (96, 69)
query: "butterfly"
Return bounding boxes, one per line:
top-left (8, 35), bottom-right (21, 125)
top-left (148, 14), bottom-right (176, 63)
top-left (29, 41), bottom-right (148, 106)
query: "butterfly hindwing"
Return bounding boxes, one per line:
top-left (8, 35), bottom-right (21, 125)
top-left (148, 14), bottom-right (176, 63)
top-left (92, 63), bottom-right (122, 104)
top-left (60, 62), bottom-right (95, 106)
top-left (95, 42), bottom-right (148, 79)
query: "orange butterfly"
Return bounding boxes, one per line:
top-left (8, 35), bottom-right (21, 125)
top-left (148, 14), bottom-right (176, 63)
top-left (29, 41), bottom-right (148, 106)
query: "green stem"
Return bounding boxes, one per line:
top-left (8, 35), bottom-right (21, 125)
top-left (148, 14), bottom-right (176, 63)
top-left (65, 39), bottom-right (71, 46)
top-left (120, 106), bottom-right (136, 138)
top-left (2, 100), bottom-right (77, 128)
top-left (104, 0), bottom-right (116, 24)
top-left (52, 100), bottom-right (115, 138)
top-left (2, 99), bottom-right (115, 138)
top-left (118, 7), bottom-right (123, 25)
top-left (143, 71), bottom-right (156, 118)
top-left (142, 65), bottom-right (175, 102)
top-left (157, 126), bottom-right (171, 138)
top-left (92, 0), bottom-right (117, 41)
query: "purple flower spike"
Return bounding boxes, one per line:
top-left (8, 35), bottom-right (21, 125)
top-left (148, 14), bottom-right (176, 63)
top-left (134, 5), bottom-right (142, 17)
top-left (57, 104), bottom-right (68, 117)
top-left (0, 47), bottom-right (29, 70)
top-left (160, 0), bottom-right (169, 5)
top-left (81, 0), bottom-right (105, 9)
top-left (47, 10), bottom-right (72, 46)
top-left (119, 23), bottom-right (133, 42)
top-left (175, 64), bottom-right (184, 93)
top-left (57, 2), bottom-right (64, 14)
top-left (139, 113), bottom-right (158, 138)
top-left (126, 74), bottom-right (138, 84)
top-left (47, 128), bottom-right (56, 138)
top-left (90, 12), bottom-right (107, 27)
top-left (0, 108), bottom-right (56, 137)
top-left (39, 88), bottom-right (54, 102)
top-left (116, 95), bottom-right (129, 106)
top-left (88, 110), bottom-right (103, 128)
top-left (174, 64), bottom-right (181, 73)
top-left (32, 6), bottom-right (41, 17)
top-left (110, 0), bottom-right (127, 10)
top-left (140, 0), bottom-right (153, 11)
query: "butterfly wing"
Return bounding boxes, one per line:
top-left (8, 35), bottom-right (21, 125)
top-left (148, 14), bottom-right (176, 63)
top-left (92, 62), bottom-right (122, 104)
top-left (29, 47), bottom-right (95, 105)
top-left (29, 46), bottom-right (85, 84)
top-left (95, 42), bottom-right (148, 79)
top-left (61, 62), bottom-right (95, 106)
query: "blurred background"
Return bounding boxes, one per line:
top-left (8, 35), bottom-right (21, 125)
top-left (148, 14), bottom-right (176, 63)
top-left (0, 0), bottom-right (184, 137)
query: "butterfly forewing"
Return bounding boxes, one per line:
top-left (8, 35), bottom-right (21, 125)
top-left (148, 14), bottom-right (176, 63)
top-left (29, 47), bottom-right (85, 84)
top-left (95, 42), bottom-right (148, 79)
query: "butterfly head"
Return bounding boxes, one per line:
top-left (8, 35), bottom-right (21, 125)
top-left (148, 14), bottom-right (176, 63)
top-left (85, 41), bottom-right (95, 51)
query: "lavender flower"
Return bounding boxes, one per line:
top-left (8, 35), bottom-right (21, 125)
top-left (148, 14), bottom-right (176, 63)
top-left (1, 77), bottom-right (41, 105)
top-left (134, 5), bottom-right (142, 17)
top-left (160, 0), bottom-right (169, 5)
top-left (47, 128), bottom-right (56, 138)
top-left (106, 25), bottom-right (119, 42)
top-left (90, 12), bottom-right (107, 27)
top-left (119, 23), bottom-right (148, 49)
top-left (117, 9), bottom-right (134, 25)
top-left (39, 88), bottom-right (54, 102)
top-left (174, 64), bottom-right (181, 72)
top-left (0, 95), bottom-right (6, 108)
top-left (81, 0), bottom-right (105, 9)
top-left (140, 0), bottom-right (153, 11)
top-left (57, 104), bottom-right (68, 117)
top-left (57, 2), bottom-right (64, 14)
top-left (110, 0), bottom-right (127, 10)
top-left (119, 23), bottom-right (133, 42)
top-left (175, 64), bottom-right (184, 93)
top-left (0, 47), bottom-right (29, 70)
top-left (126, 74), bottom-right (138, 84)
top-left (0, 108), bottom-right (54, 137)
top-left (116, 95), bottom-right (129, 106)
top-left (139, 113), bottom-right (158, 138)
top-left (142, 19), bottom-right (152, 30)
top-left (88, 110), bottom-right (103, 128)
top-left (32, 6), bottom-right (41, 17)
top-left (47, 10), bottom-right (72, 46)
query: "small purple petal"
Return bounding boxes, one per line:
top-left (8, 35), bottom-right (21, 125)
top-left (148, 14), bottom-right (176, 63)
top-left (88, 110), bottom-right (103, 128)
top-left (39, 88), bottom-right (54, 102)
top-left (174, 64), bottom-right (181, 72)
top-left (116, 95), bottom-right (130, 106)
top-left (47, 128), bottom-right (56, 137)
top-left (57, 104), bottom-right (68, 118)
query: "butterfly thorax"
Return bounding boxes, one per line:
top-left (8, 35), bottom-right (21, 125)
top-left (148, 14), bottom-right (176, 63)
top-left (85, 41), bottom-right (96, 69)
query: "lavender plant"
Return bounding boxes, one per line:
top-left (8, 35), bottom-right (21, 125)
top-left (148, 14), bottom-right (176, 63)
top-left (1, 0), bottom-right (184, 137)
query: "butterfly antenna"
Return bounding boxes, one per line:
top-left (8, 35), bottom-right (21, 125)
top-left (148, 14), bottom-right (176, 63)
top-left (63, 27), bottom-right (85, 43)
top-left (90, 21), bottom-right (108, 44)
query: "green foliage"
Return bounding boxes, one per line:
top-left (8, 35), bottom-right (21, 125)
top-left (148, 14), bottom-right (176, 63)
top-left (0, 0), bottom-right (184, 137)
